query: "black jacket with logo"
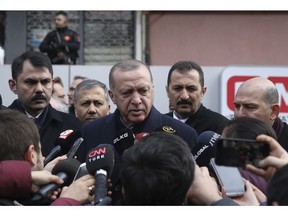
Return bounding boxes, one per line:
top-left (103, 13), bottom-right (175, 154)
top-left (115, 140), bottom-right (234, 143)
top-left (39, 26), bottom-right (80, 64)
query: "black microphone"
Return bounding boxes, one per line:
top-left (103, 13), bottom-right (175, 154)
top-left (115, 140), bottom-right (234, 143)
top-left (44, 129), bottom-right (82, 166)
top-left (32, 158), bottom-right (81, 202)
top-left (113, 128), bottom-right (135, 155)
top-left (191, 130), bottom-right (221, 167)
top-left (86, 144), bottom-right (115, 205)
top-left (66, 137), bottom-right (84, 159)
top-left (73, 162), bottom-right (88, 181)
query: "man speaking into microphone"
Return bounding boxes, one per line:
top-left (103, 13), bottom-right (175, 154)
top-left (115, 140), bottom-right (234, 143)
top-left (76, 59), bottom-right (198, 205)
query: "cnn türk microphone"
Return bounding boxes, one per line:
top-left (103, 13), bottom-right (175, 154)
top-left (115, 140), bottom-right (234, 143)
top-left (44, 129), bottom-right (82, 166)
top-left (113, 128), bottom-right (135, 155)
top-left (32, 158), bottom-right (81, 203)
top-left (192, 130), bottom-right (220, 167)
top-left (86, 144), bottom-right (115, 205)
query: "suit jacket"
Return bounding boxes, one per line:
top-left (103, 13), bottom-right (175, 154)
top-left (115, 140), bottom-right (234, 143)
top-left (166, 104), bottom-right (230, 135)
top-left (9, 99), bottom-right (81, 157)
top-left (273, 117), bottom-right (288, 152)
top-left (76, 105), bottom-right (198, 205)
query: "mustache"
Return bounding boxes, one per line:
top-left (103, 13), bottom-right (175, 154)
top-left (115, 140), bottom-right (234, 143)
top-left (31, 94), bottom-right (47, 101)
top-left (176, 100), bottom-right (192, 105)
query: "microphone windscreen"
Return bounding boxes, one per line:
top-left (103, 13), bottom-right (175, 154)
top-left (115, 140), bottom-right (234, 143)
top-left (55, 129), bottom-right (82, 154)
top-left (52, 158), bottom-right (81, 185)
top-left (113, 128), bottom-right (135, 155)
top-left (134, 132), bottom-right (150, 143)
top-left (86, 144), bottom-right (115, 177)
top-left (192, 131), bottom-right (220, 167)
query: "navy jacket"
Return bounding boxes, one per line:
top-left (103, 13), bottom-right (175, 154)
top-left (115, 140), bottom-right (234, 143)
top-left (76, 106), bottom-right (198, 205)
top-left (9, 99), bottom-right (81, 157)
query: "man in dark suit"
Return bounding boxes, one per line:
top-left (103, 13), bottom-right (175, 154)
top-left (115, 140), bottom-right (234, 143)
top-left (76, 59), bottom-right (198, 205)
top-left (8, 51), bottom-right (81, 157)
top-left (166, 60), bottom-right (230, 135)
top-left (0, 94), bottom-right (7, 110)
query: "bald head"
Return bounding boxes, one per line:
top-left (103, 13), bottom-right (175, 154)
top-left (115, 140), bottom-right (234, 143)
top-left (234, 76), bottom-right (279, 126)
top-left (237, 77), bottom-right (279, 105)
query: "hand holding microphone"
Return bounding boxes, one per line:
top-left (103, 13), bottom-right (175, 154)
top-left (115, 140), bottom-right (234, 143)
top-left (59, 174), bottom-right (96, 205)
top-left (86, 144), bottom-right (115, 205)
top-left (31, 158), bottom-right (81, 203)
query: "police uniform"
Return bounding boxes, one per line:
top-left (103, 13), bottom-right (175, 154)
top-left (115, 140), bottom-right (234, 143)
top-left (39, 26), bottom-right (80, 64)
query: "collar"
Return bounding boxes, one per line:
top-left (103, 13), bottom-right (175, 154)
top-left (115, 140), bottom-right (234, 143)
top-left (172, 111), bottom-right (189, 123)
top-left (25, 110), bottom-right (42, 119)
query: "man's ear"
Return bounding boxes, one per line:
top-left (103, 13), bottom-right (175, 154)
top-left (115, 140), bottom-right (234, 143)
top-left (24, 145), bottom-right (36, 167)
top-left (8, 79), bottom-right (17, 94)
top-left (108, 90), bottom-right (116, 105)
top-left (271, 104), bottom-right (280, 122)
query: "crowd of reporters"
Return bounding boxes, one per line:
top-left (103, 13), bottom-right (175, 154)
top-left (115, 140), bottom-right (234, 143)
top-left (1, 50), bottom-right (288, 206)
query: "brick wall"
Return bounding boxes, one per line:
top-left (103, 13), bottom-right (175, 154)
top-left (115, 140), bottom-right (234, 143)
top-left (26, 11), bottom-right (135, 65)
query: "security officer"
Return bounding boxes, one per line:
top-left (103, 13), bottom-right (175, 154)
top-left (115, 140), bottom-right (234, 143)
top-left (39, 11), bottom-right (80, 65)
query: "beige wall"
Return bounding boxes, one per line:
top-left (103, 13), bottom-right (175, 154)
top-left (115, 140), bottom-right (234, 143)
top-left (148, 12), bottom-right (288, 66)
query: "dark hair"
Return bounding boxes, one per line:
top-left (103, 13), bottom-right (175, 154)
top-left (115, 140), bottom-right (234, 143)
top-left (56, 11), bottom-right (68, 18)
top-left (109, 59), bottom-right (153, 89)
top-left (167, 60), bottom-right (204, 87)
top-left (121, 131), bottom-right (195, 205)
top-left (266, 164), bottom-right (288, 205)
top-left (73, 75), bottom-right (87, 81)
top-left (0, 109), bottom-right (40, 161)
top-left (222, 116), bottom-right (277, 140)
top-left (11, 51), bottom-right (53, 80)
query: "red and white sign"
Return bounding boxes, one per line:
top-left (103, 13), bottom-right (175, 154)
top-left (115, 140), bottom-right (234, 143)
top-left (221, 66), bottom-right (288, 123)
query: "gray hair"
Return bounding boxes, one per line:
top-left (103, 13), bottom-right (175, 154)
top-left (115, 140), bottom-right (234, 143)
top-left (264, 86), bottom-right (279, 105)
top-left (74, 79), bottom-right (109, 104)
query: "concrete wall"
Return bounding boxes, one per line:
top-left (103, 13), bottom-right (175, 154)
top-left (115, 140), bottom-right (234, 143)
top-left (148, 12), bottom-right (288, 66)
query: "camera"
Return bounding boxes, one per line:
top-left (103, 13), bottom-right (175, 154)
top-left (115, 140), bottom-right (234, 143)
top-left (215, 137), bottom-right (270, 167)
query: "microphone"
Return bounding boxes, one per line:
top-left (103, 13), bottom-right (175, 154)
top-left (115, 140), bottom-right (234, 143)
top-left (86, 144), bottom-right (115, 205)
top-left (134, 132), bottom-right (150, 144)
top-left (73, 162), bottom-right (88, 181)
top-left (66, 137), bottom-right (84, 159)
top-left (191, 130), bottom-right (221, 167)
top-left (113, 128), bottom-right (135, 155)
top-left (44, 129), bottom-right (82, 166)
top-left (32, 158), bottom-right (81, 202)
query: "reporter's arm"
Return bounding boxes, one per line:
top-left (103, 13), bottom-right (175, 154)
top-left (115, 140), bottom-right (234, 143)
top-left (232, 179), bottom-right (266, 206)
top-left (0, 160), bottom-right (32, 198)
top-left (186, 165), bottom-right (226, 205)
top-left (245, 134), bottom-right (288, 181)
top-left (51, 174), bottom-right (95, 206)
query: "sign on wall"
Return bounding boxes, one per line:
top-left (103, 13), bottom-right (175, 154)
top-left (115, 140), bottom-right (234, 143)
top-left (221, 66), bottom-right (288, 123)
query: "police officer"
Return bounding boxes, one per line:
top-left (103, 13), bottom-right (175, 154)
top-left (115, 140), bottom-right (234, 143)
top-left (39, 11), bottom-right (80, 65)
